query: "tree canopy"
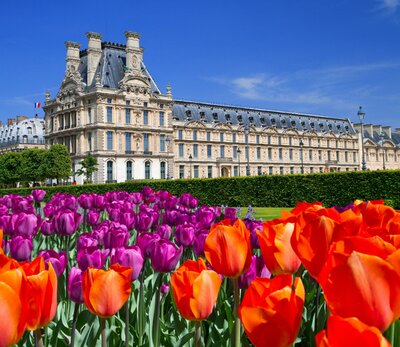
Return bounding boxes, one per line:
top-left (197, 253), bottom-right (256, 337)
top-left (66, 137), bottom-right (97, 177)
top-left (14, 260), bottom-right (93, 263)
top-left (76, 153), bottom-right (98, 183)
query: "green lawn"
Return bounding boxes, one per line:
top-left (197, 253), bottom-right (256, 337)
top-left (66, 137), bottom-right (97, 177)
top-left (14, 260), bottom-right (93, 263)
top-left (239, 207), bottom-right (291, 221)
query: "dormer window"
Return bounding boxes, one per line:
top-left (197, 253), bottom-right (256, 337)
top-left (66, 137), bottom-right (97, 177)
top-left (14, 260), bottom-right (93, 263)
top-left (310, 122), bottom-right (315, 128)
top-left (271, 118), bottom-right (276, 124)
top-left (249, 116), bottom-right (254, 123)
top-left (185, 110), bottom-right (192, 120)
top-left (212, 113), bottom-right (219, 122)
top-left (225, 114), bottom-right (231, 122)
top-left (237, 115), bottom-right (243, 124)
top-left (260, 117), bottom-right (265, 124)
top-left (291, 120), bottom-right (296, 127)
top-left (200, 111), bottom-right (206, 120)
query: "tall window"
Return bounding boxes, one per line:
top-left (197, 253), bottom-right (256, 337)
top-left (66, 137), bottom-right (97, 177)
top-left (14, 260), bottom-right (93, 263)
top-left (107, 107), bottom-right (112, 123)
top-left (87, 132), bottom-right (92, 151)
top-left (318, 150), bottom-right (322, 161)
top-left (178, 130), bottom-right (183, 140)
top-left (353, 152), bottom-right (357, 163)
top-left (268, 148), bottom-right (272, 160)
top-left (160, 135), bottom-right (166, 152)
top-left (289, 149), bottom-right (293, 161)
top-left (268, 135), bottom-right (271, 145)
top-left (207, 132), bottom-right (211, 141)
top-left (280, 167), bottom-right (284, 175)
top-left (160, 162), bottom-right (166, 179)
top-left (234, 166), bottom-right (239, 176)
top-left (220, 145), bottom-right (225, 158)
top-left (125, 133), bottom-right (131, 152)
top-left (269, 166), bottom-right (273, 175)
top-left (107, 161), bottom-right (113, 182)
top-left (125, 109), bottom-right (131, 124)
top-left (159, 112), bottom-right (164, 127)
top-left (143, 110), bottom-right (148, 125)
top-left (256, 134), bottom-right (260, 144)
top-left (107, 131), bottom-right (113, 150)
top-left (279, 148), bottom-right (283, 160)
top-left (345, 152), bottom-right (348, 162)
top-left (232, 133), bottom-right (236, 143)
top-left (193, 130), bottom-right (197, 141)
top-left (27, 127), bottom-right (32, 135)
top-left (179, 144), bottom-right (184, 158)
top-left (336, 151), bottom-right (340, 161)
top-left (179, 165), bottom-right (185, 179)
top-left (258, 166), bottom-right (262, 175)
top-left (288, 137), bottom-right (292, 146)
top-left (220, 132), bottom-right (224, 142)
top-left (257, 147), bottom-right (261, 160)
top-left (126, 161), bottom-right (133, 180)
top-left (328, 151), bottom-right (331, 161)
top-left (194, 165), bottom-right (199, 178)
top-left (145, 161), bottom-right (151, 179)
top-left (143, 133), bottom-right (149, 152)
top-left (193, 144), bottom-right (198, 158)
top-left (309, 149), bottom-right (312, 161)
top-left (208, 166), bottom-right (213, 178)
top-left (233, 145), bottom-right (238, 159)
top-left (207, 145), bottom-right (212, 158)
top-left (278, 136), bottom-right (281, 145)
top-left (88, 108), bottom-right (92, 123)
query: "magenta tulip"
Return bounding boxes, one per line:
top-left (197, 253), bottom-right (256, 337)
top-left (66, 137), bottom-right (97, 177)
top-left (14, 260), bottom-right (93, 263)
top-left (54, 208), bottom-right (83, 236)
top-left (150, 239), bottom-right (183, 273)
top-left (77, 247), bottom-right (109, 271)
top-left (38, 250), bottom-right (67, 276)
top-left (111, 246), bottom-right (144, 281)
top-left (32, 189), bottom-right (46, 202)
top-left (174, 223), bottom-right (195, 247)
top-left (68, 267), bottom-right (84, 303)
top-left (10, 236), bottom-right (33, 261)
top-left (11, 212), bottom-right (39, 238)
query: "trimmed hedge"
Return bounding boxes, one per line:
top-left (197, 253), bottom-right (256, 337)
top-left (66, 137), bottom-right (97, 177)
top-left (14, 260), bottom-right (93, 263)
top-left (1, 170), bottom-right (399, 208)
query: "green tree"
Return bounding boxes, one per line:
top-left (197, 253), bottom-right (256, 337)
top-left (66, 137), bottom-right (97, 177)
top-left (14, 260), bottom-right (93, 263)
top-left (20, 148), bottom-right (47, 183)
top-left (0, 152), bottom-right (23, 187)
top-left (76, 153), bottom-right (98, 183)
top-left (42, 144), bottom-right (72, 183)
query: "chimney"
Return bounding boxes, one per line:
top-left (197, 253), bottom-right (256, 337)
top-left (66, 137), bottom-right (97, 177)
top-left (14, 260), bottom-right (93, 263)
top-left (124, 31), bottom-right (143, 74)
top-left (86, 32), bottom-right (103, 86)
top-left (8, 118), bottom-right (15, 126)
top-left (16, 116), bottom-right (27, 124)
top-left (0, 121), bottom-right (3, 127)
top-left (65, 41), bottom-right (81, 75)
top-left (382, 125), bottom-right (392, 139)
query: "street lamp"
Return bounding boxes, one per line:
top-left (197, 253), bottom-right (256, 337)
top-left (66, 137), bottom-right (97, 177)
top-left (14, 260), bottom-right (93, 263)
top-left (189, 154), bottom-right (193, 178)
top-left (299, 139), bottom-right (304, 174)
top-left (358, 106), bottom-right (367, 170)
top-left (237, 148), bottom-right (241, 176)
top-left (244, 124), bottom-right (250, 176)
top-left (379, 132), bottom-right (386, 170)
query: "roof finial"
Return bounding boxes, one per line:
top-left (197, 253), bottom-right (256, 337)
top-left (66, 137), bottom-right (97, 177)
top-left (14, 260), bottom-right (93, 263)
top-left (166, 83), bottom-right (172, 98)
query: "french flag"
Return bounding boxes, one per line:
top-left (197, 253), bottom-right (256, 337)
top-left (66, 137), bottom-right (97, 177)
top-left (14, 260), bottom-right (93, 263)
top-left (34, 102), bottom-right (41, 108)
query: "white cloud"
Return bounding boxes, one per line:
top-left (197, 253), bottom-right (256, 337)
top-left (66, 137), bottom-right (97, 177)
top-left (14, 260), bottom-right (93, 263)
top-left (382, 0), bottom-right (399, 10)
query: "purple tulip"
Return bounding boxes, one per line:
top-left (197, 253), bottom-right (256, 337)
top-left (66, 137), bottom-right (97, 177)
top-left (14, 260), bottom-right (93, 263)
top-left (60, 195), bottom-right (78, 211)
top-left (10, 236), bottom-right (33, 262)
top-left (11, 212), bottom-right (39, 238)
top-left (179, 193), bottom-right (199, 209)
top-left (0, 214), bottom-right (12, 236)
top-left (32, 189), bottom-right (46, 202)
top-left (78, 194), bottom-right (93, 210)
top-left (165, 196), bottom-right (179, 210)
top-left (136, 232), bottom-right (161, 258)
top-left (119, 211), bottom-right (136, 230)
top-left (150, 239), bottom-right (183, 273)
top-left (108, 208), bottom-right (121, 222)
top-left (244, 219), bottom-right (263, 249)
top-left (163, 210), bottom-right (178, 226)
top-left (38, 250), bottom-right (67, 277)
top-left (175, 212), bottom-right (190, 226)
top-left (0, 204), bottom-right (9, 215)
top-left (174, 223), bottom-right (195, 247)
top-left (156, 224), bottom-right (172, 239)
top-left (224, 207), bottom-right (237, 221)
top-left (103, 222), bottom-right (130, 249)
top-left (13, 198), bottom-right (34, 214)
top-left (136, 212), bottom-right (154, 232)
top-left (40, 219), bottom-right (55, 236)
top-left (68, 267), bottom-right (84, 303)
top-left (43, 203), bottom-right (56, 218)
top-left (87, 210), bottom-right (100, 226)
top-left (128, 192), bottom-right (143, 205)
top-left (110, 246), bottom-right (144, 281)
top-left (160, 283), bottom-right (170, 295)
top-left (93, 194), bottom-right (106, 210)
top-left (196, 206), bottom-right (217, 228)
top-left (77, 233), bottom-right (99, 252)
top-left (54, 208), bottom-right (83, 236)
top-left (193, 232), bottom-right (209, 257)
top-left (238, 255), bottom-right (271, 289)
top-left (77, 247), bottom-right (109, 271)
top-left (142, 186), bottom-right (156, 204)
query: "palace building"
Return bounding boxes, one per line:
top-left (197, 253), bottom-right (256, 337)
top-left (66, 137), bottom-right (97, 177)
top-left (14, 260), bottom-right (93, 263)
top-left (42, 31), bottom-right (397, 184)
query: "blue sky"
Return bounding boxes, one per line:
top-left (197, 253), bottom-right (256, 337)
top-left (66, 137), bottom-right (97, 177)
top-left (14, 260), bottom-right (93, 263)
top-left (0, 0), bottom-right (399, 127)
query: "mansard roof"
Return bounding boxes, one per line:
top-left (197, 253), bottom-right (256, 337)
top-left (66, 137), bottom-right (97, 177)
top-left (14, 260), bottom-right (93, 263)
top-left (0, 118), bottom-right (45, 144)
top-left (78, 43), bottom-right (161, 93)
top-left (173, 100), bottom-right (356, 135)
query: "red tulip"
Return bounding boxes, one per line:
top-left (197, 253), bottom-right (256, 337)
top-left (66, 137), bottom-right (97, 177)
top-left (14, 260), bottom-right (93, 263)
top-left (238, 274), bottom-right (305, 347)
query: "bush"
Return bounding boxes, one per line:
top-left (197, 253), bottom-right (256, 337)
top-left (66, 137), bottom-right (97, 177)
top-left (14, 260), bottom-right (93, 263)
top-left (1, 170), bottom-right (399, 208)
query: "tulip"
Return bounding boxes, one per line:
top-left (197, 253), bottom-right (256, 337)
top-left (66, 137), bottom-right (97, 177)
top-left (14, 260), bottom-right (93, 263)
top-left (32, 190), bottom-right (46, 203)
top-left (137, 232), bottom-right (161, 258)
top-left (238, 275), bottom-right (305, 347)
top-left (77, 248), bottom-right (109, 271)
top-left (87, 210), bottom-right (100, 227)
top-left (175, 223), bottom-right (195, 247)
top-left (179, 193), bottom-right (198, 209)
top-left (68, 267), bottom-right (84, 303)
top-left (129, 192), bottom-right (143, 205)
top-left (82, 264), bottom-right (132, 318)
top-left (224, 207), bottom-right (237, 221)
top-left (204, 218), bottom-right (252, 278)
top-left (43, 203), bottom-right (56, 218)
top-left (142, 186), bottom-right (156, 204)
top-left (110, 246), bottom-right (144, 281)
top-left (54, 208), bottom-right (83, 236)
top-left (11, 212), bottom-right (39, 238)
top-left (60, 195), bottom-right (78, 211)
top-left (103, 222), bottom-right (130, 250)
top-left (0, 204), bottom-right (9, 215)
top-left (38, 250), bottom-right (67, 277)
top-left (171, 258), bottom-right (222, 321)
top-left (20, 257), bottom-right (58, 331)
top-left (238, 255), bottom-right (271, 289)
top-left (40, 219), bottom-right (54, 237)
top-left (150, 239), bottom-right (183, 273)
top-left (0, 214), bottom-right (12, 236)
top-left (193, 232), bottom-right (208, 257)
top-left (93, 194), bottom-right (106, 210)
top-left (119, 211), bottom-right (136, 230)
top-left (316, 316), bottom-right (391, 347)
top-left (136, 211), bottom-right (155, 232)
top-left (78, 194), bottom-right (93, 210)
top-left (157, 224), bottom-right (172, 239)
top-left (258, 219), bottom-right (301, 275)
top-left (10, 236), bottom-right (33, 262)
top-left (160, 283), bottom-right (170, 295)
top-left (77, 233), bottom-right (99, 252)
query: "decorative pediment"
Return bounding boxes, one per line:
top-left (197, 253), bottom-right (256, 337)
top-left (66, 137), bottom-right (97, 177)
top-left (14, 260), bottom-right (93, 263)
top-left (283, 128), bottom-right (299, 135)
top-left (213, 122), bottom-right (233, 130)
top-left (119, 73), bottom-right (151, 95)
top-left (262, 126), bottom-right (278, 134)
top-left (185, 120), bottom-right (207, 128)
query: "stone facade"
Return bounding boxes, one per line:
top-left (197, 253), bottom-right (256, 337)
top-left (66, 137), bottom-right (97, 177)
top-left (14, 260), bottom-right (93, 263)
top-left (43, 31), bottom-right (399, 184)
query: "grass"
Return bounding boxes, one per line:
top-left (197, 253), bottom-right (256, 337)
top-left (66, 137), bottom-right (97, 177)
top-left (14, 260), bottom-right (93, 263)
top-left (239, 207), bottom-right (291, 221)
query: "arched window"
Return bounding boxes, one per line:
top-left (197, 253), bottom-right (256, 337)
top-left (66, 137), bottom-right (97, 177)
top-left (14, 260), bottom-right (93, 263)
top-left (145, 161), bottom-right (151, 179)
top-left (33, 136), bottom-right (38, 144)
top-left (107, 161), bottom-right (113, 182)
top-left (126, 161), bottom-right (133, 180)
top-left (22, 135), bottom-right (28, 143)
top-left (27, 127), bottom-right (32, 135)
top-left (160, 162), bottom-right (166, 179)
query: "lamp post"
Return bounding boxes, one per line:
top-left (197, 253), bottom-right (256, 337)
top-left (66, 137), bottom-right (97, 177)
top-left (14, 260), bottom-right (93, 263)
top-left (237, 148), bottom-right (241, 176)
top-left (299, 139), bottom-right (304, 174)
top-left (244, 124), bottom-right (250, 176)
top-left (379, 132), bottom-right (386, 170)
top-left (358, 106), bottom-right (367, 170)
top-left (189, 154), bottom-right (193, 178)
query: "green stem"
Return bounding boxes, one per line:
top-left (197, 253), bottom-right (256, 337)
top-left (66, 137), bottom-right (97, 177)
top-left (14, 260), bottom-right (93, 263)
top-left (314, 285), bottom-right (321, 332)
top-left (138, 267), bottom-right (145, 347)
top-left (386, 322), bottom-right (395, 346)
top-left (232, 278), bottom-right (241, 347)
top-left (100, 317), bottom-right (107, 347)
top-left (65, 236), bottom-right (70, 297)
top-left (125, 299), bottom-right (130, 347)
top-left (152, 273), bottom-right (164, 347)
top-left (35, 329), bottom-right (43, 347)
top-left (70, 303), bottom-right (80, 347)
top-left (195, 321), bottom-right (201, 347)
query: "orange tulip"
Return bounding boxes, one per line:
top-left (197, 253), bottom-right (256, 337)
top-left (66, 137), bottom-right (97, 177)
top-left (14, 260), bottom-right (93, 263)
top-left (204, 218), bottom-right (252, 278)
top-left (0, 228), bottom-right (3, 255)
top-left (238, 274), bottom-right (305, 347)
top-left (316, 316), bottom-right (391, 347)
top-left (0, 256), bottom-right (27, 347)
top-left (318, 237), bottom-right (400, 331)
top-left (171, 258), bottom-right (222, 321)
top-left (20, 257), bottom-right (58, 331)
top-left (291, 207), bottom-right (340, 278)
top-left (257, 219), bottom-right (301, 275)
top-left (82, 264), bottom-right (132, 318)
